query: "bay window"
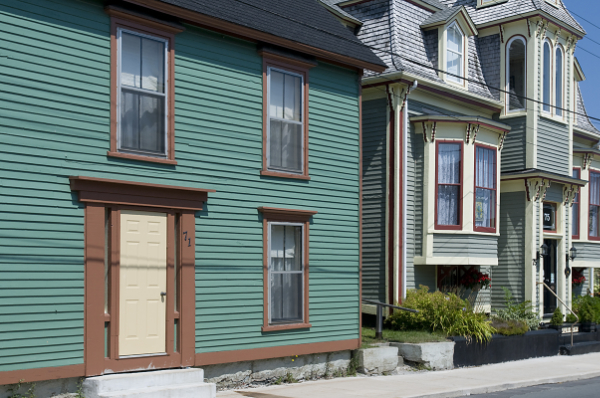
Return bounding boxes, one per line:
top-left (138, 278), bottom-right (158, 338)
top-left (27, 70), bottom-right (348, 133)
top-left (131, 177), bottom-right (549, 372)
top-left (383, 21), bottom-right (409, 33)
top-left (555, 46), bottom-right (564, 117)
top-left (507, 37), bottom-right (526, 112)
top-left (573, 168), bottom-right (580, 239)
top-left (543, 40), bottom-right (551, 113)
top-left (590, 171), bottom-right (600, 240)
top-left (446, 23), bottom-right (464, 84)
top-left (436, 142), bottom-right (462, 229)
top-left (474, 145), bottom-right (497, 232)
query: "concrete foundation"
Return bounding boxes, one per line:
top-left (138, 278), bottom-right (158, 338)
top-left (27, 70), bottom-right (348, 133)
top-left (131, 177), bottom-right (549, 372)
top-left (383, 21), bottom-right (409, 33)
top-left (355, 346), bottom-right (399, 375)
top-left (203, 350), bottom-right (352, 390)
top-left (0, 377), bottom-right (80, 398)
top-left (391, 341), bottom-right (454, 370)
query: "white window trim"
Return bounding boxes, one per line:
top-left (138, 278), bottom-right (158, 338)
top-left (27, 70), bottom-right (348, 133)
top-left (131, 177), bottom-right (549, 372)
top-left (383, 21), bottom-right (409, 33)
top-left (506, 36), bottom-right (527, 113)
top-left (267, 221), bottom-right (305, 325)
top-left (555, 45), bottom-right (565, 119)
top-left (542, 39), bottom-right (553, 114)
top-left (446, 22), bottom-right (464, 85)
top-left (117, 27), bottom-right (169, 158)
top-left (266, 67), bottom-right (305, 174)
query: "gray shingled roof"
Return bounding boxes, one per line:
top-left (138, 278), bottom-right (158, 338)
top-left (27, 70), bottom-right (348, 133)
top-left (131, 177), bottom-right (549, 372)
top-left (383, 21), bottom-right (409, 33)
top-left (437, 0), bottom-right (585, 34)
top-left (320, 0), bottom-right (363, 25)
top-left (421, 6), bottom-right (465, 27)
top-left (153, 0), bottom-right (386, 68)
top-left (575, 84), bottom-right (600, 135)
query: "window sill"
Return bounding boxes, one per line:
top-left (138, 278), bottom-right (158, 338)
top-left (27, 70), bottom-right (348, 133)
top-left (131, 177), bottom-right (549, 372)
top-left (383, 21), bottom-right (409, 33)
top-left (474, 227), bottom-right (497, 234)
top-left (500, 111), bottom-right (528, 119)
top-left (476, 0), bottom-right (508, 8)
top-left (261, 170), bottom-right (311, 180)
top-left (428, 229), bottom-right (501, 237)
top-left (107, 151), bottom-right (177, 165)
top-left (540, 113), bottom-right (567, 126)
top-left (262, 323), bottom-right (311, 332)
top-left (434, 225), bottom-right (463, 231)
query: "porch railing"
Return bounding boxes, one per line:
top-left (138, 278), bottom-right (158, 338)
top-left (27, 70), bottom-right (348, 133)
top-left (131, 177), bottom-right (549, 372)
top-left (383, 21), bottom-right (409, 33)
top-left (363, 299), bottom-right (419, 339)
top-left (537, 281), bottom-right (579, 347)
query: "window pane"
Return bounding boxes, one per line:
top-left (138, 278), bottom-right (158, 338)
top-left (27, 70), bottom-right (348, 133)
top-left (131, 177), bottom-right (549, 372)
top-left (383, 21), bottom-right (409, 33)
top-left (447, 51), bottom-right (461, 82)
top-left (141, 37), bottom-right (165, 93)
top-left (448, 26), bottom-right (461, 53)
top-left (120, 89), bottom-right (165, 154)
top-left (270, 71), bottom-right (284, 119)
top-left (476, 147), bottom-right (495, 189)
top-left (590, 206), bottom-right (599, 237)
top-left (284, 225), bottom-right (302, 271)
top-left (121, 33), bottom-right (141, 88)
top-left (508, 39), bottom-right (526, 111)
top-left (475, 188), bottom-right (496, 228)
top-left (573, 202), bottom-right (579, 235)
top-left (438, 144), bottom-right (461, 184)
top-left (284, 74), bottom-right (301, 121)
top-left (555, 48), bottom-right (563, 116)
top-left (270, 273), bottom-right (302, 323)
top-left (270, 224), bottom-right (285, 271)
top-left (438, 185), bottom-right (459, 225)
top-left (543, 42), bottom-right (551, 112)
top-left (591, 173), bottom-right (600, 206)
top-left (269, 121), bottom-right (302, 172)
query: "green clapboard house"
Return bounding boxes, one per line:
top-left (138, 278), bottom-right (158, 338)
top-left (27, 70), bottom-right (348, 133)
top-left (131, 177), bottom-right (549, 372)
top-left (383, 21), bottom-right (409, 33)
top-left (0, 0), bottom-right (385, 386)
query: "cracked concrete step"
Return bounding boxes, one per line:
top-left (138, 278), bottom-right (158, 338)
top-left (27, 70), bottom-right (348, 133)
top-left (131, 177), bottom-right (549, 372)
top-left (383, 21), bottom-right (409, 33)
top-left (98, 382), bottom-right (216, 398)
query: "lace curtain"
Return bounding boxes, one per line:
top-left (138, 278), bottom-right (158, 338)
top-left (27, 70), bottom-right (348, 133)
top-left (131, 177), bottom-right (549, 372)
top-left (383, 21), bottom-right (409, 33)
top-left (437, 144), bottom-right (461, 226)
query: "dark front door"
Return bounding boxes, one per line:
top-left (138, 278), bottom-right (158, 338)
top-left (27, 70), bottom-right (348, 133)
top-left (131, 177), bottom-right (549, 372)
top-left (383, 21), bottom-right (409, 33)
top-left (543, 239), bottom-right (558, 316)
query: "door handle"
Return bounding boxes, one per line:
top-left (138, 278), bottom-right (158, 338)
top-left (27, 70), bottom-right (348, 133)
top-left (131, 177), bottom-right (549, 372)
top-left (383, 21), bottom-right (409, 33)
top-left (160, 292), bottom-right (167, 297)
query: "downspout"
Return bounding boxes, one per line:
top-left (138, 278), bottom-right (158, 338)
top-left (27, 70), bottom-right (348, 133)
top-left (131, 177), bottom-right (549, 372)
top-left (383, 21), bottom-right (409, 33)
top-left (386, 84), bottom-right (395, 306)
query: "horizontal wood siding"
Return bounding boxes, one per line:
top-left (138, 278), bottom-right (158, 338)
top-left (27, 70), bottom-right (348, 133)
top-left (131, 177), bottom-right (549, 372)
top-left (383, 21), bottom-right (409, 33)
top-left (537, 117), bottom-right (569, 175)
top-left (544, 183), bottom-right (564, 203)
top-left (0, 0), bottom-right (362, 370)
top-left (495, 192), bottom-right (527, 308)
top-left (572, 243), bottom-right (600, 263)
top-left (362, 98), bottom-right (387, 302)
top-left (500, 116), bottom-right (526, 173)
top-left (432, 234), bottom-right (498, 258)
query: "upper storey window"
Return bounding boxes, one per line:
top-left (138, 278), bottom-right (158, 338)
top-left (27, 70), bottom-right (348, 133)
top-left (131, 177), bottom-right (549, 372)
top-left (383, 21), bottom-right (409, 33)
top-left (590, 171), bottom-right (600, 240)
top-left (474, 145), bottom-right (497, 233)
top-left (555, 46), bottom-right (564, 117)
top-left (446, 23), bottom-right (464, 84)
top-left (119, 30), bottom-right (169, 157)
top-left (543, 40), bottom-right (551, 113)
top-left (436, 142), bottom-right (463, 230)
top-left (507, 37), bottom-right (526, 112)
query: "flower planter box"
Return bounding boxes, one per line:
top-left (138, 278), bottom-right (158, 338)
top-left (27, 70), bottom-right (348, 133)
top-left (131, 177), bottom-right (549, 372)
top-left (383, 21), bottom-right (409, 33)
top-left (580, 323), bottom-right (597, 333)
top-left (549, 323), bottom-right (579, 334)
top-left (450, 329), bottom-right (559, 368)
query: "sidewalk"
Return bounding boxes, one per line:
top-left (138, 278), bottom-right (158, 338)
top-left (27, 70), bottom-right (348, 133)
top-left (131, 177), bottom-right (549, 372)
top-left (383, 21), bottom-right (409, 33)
top-left (217, 353), bottom-right (600, 398)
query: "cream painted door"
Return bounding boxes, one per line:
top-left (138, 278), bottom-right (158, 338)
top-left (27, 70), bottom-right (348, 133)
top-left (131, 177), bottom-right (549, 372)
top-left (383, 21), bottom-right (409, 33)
top-left (119, 210), bottom-right (167, 356)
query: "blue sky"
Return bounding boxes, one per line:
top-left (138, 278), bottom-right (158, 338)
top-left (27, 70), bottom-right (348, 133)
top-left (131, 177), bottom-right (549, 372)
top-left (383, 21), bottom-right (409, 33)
top-left (564, 0), bottom-right (600, 130)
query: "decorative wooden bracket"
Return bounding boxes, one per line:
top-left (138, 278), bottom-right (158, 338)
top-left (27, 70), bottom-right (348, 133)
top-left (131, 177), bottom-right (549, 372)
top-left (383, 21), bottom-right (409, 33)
top-left (466, 123), bottom-right (472, 143)
top-left (499, 131), bottom-right (508, 151)
top-left (525, 178), bottom-right (551, 202)
top-left (431, 122), bottom-right (436, 142)
top-left (540, 21), bottom-right (549, 39)
top-left (471, 124), bottom-right (480, 144)
top-left (422, 122), bottom-right (429, 143)
top-left (499, 25), bottom-right (505, 43)
top-left (527, 19), bottom-right (532, 38)
top-left (583, 153), bottom-right (593, 170)
top-left (572, 39), bottom-right (578, 55)
top-left (566, 35), bottom-right (574, 52)
top-left (563, 185), bottom-right (579, 207)
top-left (536, 20), bottom-right (544, 38)
top-left (422, 122), bottom-right (436, 143)
top-left (554, 28), bottom-right (562, 47)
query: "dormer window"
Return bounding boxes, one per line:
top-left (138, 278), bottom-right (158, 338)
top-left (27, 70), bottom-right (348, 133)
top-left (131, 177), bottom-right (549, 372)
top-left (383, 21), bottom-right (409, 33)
top-left (446, 23), bottom-right (464, 84)
top-left (507, 36), bottom-right (526, 112)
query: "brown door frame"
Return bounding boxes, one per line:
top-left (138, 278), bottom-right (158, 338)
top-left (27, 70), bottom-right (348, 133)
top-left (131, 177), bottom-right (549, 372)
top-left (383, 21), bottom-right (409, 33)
top-left (73, 177), bottom-right (214, 376)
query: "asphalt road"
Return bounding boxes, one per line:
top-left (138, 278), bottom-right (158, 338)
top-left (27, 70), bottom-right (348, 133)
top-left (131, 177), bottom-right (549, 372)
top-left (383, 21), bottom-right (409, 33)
top-left (469, 376), bottom-right (600, 397)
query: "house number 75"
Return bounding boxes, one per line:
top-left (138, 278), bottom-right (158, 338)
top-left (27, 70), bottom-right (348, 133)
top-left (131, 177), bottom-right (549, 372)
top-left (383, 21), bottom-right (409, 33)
top-left (183, 231), bottom-right (191, 247)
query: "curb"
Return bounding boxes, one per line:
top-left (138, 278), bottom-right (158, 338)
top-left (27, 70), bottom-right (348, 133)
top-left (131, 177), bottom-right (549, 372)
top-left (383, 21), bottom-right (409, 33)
top-left (405, 370), bottom-right (600, 398)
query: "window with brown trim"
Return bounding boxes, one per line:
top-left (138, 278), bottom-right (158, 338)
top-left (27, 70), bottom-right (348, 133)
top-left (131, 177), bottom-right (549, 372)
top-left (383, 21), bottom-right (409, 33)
top-left (108, 13), bottom-right (179, 165)
top-left (573, 168), bottom-right (581, 239)
top-left (543, 202), bottom-right (557, 233)
top-left (259, 207), bottom-right (316, 332)
top-left (474, 144), bottom-right (497, 233)
top-left (435, 141), bottom-right (463, 230)
top-left (261, 55), bottom-right (311, 180)
top-left (589, 171), bottom-right (600, 240)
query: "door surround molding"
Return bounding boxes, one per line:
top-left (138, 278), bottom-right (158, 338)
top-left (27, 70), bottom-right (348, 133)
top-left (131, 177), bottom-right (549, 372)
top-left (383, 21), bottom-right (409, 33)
top-left (73, 176), bottom-right (214, 376)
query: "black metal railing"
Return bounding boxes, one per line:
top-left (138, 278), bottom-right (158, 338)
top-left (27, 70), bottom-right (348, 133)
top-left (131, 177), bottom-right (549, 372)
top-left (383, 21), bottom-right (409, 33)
top-left (363, 299), bottom-right (419, 339)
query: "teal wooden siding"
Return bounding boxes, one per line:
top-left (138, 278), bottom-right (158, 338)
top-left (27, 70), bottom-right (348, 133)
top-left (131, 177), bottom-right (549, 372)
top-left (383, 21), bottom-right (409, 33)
top-left (500, 116), bottom-right (526, 173)
top-left (0, 0), bottom-right (362, 370)
top-left (361, 98), bottom-right (387, 302)
top-left (544, 183), bottom-right (563, 203)
top-left (573, 243), bottom-right (600, 264)
top-left (537, 117), bottom-right (569, 175)
top-left (432, 234), bottom-right (498, 258)
top-left (495, 191), bottom-right (527, 308)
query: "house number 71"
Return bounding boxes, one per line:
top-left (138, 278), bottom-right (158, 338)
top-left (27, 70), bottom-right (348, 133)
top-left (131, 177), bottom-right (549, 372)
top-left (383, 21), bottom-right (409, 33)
top-left (183, 231), bottom-right (191, 247)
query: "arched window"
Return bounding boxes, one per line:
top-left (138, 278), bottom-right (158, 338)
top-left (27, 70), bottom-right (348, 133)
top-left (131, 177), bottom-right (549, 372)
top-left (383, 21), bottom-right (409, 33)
top-left (507, 37), bottom-right (526, 112)
top-left (543, 40), bottom-right (551, 113)
top-left (447, 23), bottom-right (463, 84)
top-left (555, 46), bottom-right (564, 117)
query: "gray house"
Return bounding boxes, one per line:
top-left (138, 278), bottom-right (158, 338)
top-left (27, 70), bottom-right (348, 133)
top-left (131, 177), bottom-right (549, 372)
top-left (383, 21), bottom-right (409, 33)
top-left (323, 0), bottom-right (599, 317)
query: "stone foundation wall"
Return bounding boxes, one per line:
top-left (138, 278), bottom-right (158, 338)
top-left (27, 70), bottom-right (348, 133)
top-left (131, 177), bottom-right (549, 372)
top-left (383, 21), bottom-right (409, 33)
top-left (202, 350), bottom-right (352, 390)
top-left (0, 377), bottom-right (80, 398)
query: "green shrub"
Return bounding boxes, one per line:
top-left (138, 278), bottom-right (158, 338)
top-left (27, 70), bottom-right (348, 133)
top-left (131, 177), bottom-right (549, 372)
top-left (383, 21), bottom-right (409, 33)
top-left (386, 286), bottom-right (495, 344)
top-left (573, 295), bottom-right (600, 323)
top-left (566, 313), bottom-right (577, 323)
top-left (495, 288), bottom-right (540, 330)
top-left (550, 307), bottom-right (563, 326)
top-left (490, 318), bottom-right (529, 336)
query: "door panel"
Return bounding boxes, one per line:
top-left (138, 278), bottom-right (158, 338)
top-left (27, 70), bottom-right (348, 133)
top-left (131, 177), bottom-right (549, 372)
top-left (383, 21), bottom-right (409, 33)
top-left (119, 210), bottom-right (167, 356)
